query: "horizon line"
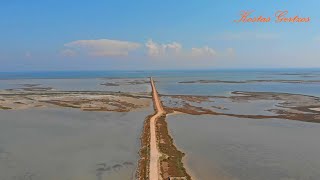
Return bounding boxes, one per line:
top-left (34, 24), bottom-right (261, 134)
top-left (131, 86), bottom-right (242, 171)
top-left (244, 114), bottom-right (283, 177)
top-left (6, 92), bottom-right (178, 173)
top-left (1, 67), bottom-right (320, 73)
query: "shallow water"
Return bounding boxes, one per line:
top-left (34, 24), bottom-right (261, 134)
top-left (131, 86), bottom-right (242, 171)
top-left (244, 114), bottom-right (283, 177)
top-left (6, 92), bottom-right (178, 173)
top-left (156, 77), bottom-right (320, 97)
top-left (0, 78), bottom-right (150, 93)
top-left (143, 70), bottom-right (320, 97)
top-left (1, 70), bottom-right (320, 96)
top-left (168, 114), bottom-right (320, 180)
top-left (161, 96), bottom-right (281, 116)
top-left (0, 108), bottom-right (152, 180)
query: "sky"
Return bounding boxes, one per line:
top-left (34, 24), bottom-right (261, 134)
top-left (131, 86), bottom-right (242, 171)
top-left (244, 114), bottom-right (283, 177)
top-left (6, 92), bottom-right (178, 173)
top-left (0, 0), bottom-right (319, 71)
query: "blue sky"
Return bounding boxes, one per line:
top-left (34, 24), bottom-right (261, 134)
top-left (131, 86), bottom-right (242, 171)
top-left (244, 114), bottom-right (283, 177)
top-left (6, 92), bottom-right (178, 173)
top-left (0, 0), bottom-right (319, 71)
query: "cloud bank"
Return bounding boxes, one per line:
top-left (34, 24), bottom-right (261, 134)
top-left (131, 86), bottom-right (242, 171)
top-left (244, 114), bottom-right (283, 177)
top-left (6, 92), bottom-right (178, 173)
top-left (63, 38), bottom-right (234, 60)
top-left (64, 39), bottom-right (141, 57)
top-left (144, 39), bottom-right (223, 59)
top-left (145, 40), bottom-right (182, 57)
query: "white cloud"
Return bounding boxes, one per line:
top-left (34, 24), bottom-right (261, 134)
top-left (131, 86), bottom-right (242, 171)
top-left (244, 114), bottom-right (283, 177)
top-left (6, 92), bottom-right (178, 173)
top-left (64, 39), bottom-right (141, 57)
top-left (191, 46), bottom-right (217, 57)
top-left (145, 39), bottom-right (182, 57)
top-left (62, 38), bottom-right (234, 61)
top-left (145, 40), bottom-right (161, 56)
top-left (145, 39), bottom-right (221, 59)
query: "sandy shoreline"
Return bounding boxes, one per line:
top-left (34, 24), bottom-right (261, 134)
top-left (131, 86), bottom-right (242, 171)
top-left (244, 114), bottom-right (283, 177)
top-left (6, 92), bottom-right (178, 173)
top-left (310, 107), bottom-right (320, 112)
top-left (167, 112), bottom-right (198, 180)
top-left (182, 156), bottom-right (197, 180)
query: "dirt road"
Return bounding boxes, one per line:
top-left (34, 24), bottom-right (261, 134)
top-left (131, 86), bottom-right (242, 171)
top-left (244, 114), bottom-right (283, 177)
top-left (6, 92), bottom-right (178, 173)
top-left (149, 77), bottom-right (164, 180)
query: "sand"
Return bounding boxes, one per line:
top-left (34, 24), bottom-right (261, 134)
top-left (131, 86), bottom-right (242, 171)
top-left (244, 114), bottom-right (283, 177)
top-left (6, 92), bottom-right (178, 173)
top-left (310, 107), bottom-right (320, 112)
top-left (149, 77), bottom-right (164, 180)
top-left (0, 90), bottom-right (150, 112)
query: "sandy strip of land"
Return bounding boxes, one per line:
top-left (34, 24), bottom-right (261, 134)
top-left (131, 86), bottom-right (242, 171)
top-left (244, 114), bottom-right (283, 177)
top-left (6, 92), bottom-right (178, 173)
top-left (0, 90), bottom-right (150, 112)
top-left (149, 77), bottom-right (164, 180)
top-left (310, 107), bottom-right (320, 112)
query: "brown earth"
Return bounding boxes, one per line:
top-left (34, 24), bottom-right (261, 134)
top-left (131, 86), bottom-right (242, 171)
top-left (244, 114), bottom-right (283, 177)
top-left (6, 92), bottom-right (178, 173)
top-left (156, 115), bottom-right (191, 180)
top-left (136, 114), bottom-right (153, 180)
top-left (136, 78), bottom-right (191, 180)
top-left (0, 90), bottom-right (150, 112)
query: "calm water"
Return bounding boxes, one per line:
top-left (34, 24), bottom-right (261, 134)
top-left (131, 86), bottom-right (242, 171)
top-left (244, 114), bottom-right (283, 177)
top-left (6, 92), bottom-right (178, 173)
top-left (0, 108), bottom-right (152, 180)
top-left (161, 96), bottom-right (282, 116)
top-left (168, 115), bottom-right (320, 180)
top-left (1, 69), bottom-right (320, 96)
top-left (155, 74), bottom-right (320, 97)
top-left (1, 69), bottom-right (320, 80)
top-left (0, 78), bottom-right (150, 93)
top-left (1, 69), bottom-right (320, 179)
